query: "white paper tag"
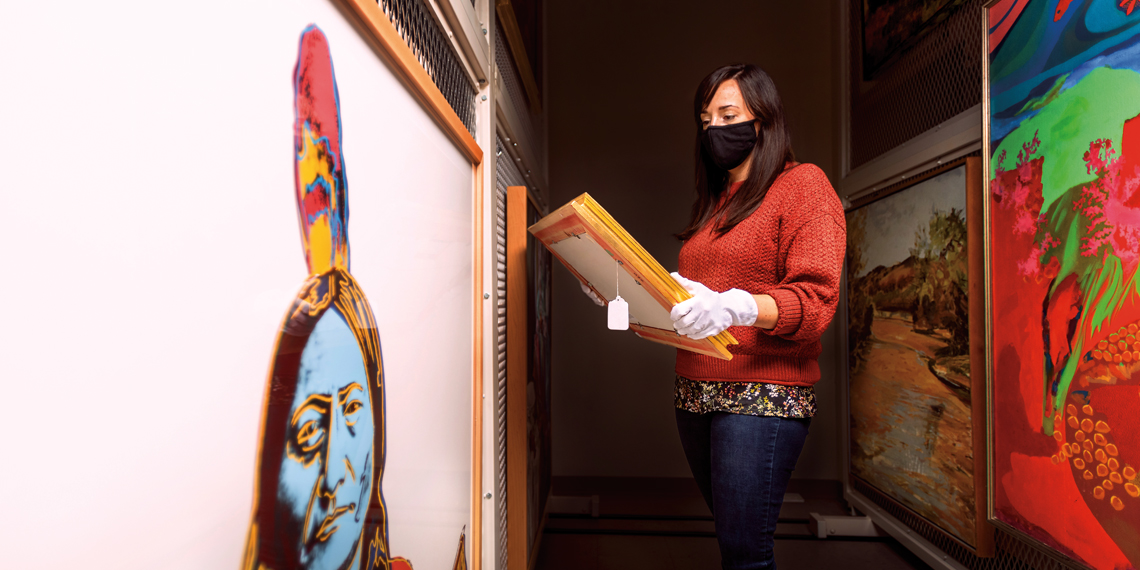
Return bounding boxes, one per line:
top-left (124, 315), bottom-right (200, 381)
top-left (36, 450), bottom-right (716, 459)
top-left (608, 296), bottom-right (629, 330)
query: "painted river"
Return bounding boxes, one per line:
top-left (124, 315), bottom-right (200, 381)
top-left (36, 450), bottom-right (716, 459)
top-left (850, 316), bottom-right (976, 545)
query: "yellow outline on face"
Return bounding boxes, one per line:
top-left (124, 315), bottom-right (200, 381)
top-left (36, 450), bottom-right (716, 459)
top-left (288, 394), bottom-right (333, 467)
top-left (340, 382), bottom-right (365, 426)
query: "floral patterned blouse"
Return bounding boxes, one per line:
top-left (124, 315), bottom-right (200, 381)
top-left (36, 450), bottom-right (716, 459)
top-left (675, 375), bottom-right (816, 418)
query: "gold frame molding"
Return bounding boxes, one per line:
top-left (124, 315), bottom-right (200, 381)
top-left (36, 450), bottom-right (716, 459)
top-left (334, 1), bottom-right (487, 567)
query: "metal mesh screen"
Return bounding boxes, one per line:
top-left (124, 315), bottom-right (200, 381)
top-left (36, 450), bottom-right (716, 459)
top-left (847, 0), bottom-right (983, 169)
top-left (495, 21), bottom-right (544, 172)
top-left (378, 0), bottom-right (477, 136)
top-left (852, 479), bottom-right (1078, 570)
top-left (494, 136), bottom-right (529, 570)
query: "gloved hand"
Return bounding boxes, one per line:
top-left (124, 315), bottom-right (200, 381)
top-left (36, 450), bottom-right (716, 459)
top-left (580, 280), bottom-right (605, 306)
top-left (669, 272), bottom-right (758, 340)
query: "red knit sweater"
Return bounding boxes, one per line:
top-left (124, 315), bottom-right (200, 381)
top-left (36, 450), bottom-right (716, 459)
top-left (675, 163), bottom-right (846, 386)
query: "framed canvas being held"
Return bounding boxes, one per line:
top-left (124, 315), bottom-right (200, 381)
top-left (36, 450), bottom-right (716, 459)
top-left (846, 157), bottom-right (992, 555)
top-left (985, 1), bottom-right (1140, 568)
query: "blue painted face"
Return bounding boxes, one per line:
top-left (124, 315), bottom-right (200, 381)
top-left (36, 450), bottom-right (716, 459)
top-left (279, 309), bottom-right (374, 569)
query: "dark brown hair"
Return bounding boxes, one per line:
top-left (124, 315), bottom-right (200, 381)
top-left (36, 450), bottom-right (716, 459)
top-left (678, 64), bottom-right (796, 241)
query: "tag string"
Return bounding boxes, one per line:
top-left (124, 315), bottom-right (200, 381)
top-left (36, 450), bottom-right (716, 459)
top-left (615, 258), bottom-right (620, 298)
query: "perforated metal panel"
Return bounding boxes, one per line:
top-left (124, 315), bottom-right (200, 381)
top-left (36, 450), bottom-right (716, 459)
top-left (495, 21), bottom-right (544, 173)
top-left (853, 479), bottom-right (1075, 570)
top-left (379, 0), bottom-right (477, 136)
top-left (494, 136), bottom-right (529, 570)
top-left (848, 0), bottom-right (983, 169)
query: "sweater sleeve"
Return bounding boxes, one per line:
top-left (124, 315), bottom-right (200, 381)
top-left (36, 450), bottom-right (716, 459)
top-left (761, 213), bottom-right (846, 342)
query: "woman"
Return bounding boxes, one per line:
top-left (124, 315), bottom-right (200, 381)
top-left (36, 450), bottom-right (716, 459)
top-left (669, 64), bottom-right (845, 569)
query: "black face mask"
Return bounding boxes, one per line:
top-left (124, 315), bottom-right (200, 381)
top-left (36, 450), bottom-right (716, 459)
top-left (701, 120), bottom-right (758, 171)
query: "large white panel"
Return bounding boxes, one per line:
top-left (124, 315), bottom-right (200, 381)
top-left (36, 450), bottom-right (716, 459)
top-left (0, 1), bottom-right (473, 569)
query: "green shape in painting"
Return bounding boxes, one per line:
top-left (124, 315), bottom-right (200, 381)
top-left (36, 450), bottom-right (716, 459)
top-left (991, 67), bottom-right (1140, 209)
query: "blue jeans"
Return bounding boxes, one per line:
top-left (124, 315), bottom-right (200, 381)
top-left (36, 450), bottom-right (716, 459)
top-left (675, 409), bottom-right (811, 570)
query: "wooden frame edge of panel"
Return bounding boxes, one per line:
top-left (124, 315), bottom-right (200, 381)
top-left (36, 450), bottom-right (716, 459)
top-left (333, 1), bottom-right (487, 565)
top-left (847, 156), bottom-right (992, 557)
top-left (965, 156), bottom-right (995, 557)
top-left (506, 185), bottom-right (529, 570)
top-left (335, 0), bottom-right (484, 165)
top-left (494, 0), bottom-right (543, 113)
top-left (472, 162), bottom-right (485, 570)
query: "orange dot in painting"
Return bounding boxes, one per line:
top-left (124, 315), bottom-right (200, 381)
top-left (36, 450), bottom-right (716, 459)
top-left (1112, 496), bottom-right (1125, 511)
top-left (1075, 458), bottom-right (1087, 469)
top-left (1076, 430), bottom-right (1086, 442)
top-left (1054, 430), bottom-right (1063, 442)
top-left (1095, 486), bottom-right (1106, 499)
top-left (1094, 350), bottom-right (1104, 359)
top-left (1070, 416), bottom-right (1081, 429)
top-left (1105, 480), bottom-right (1115, 490)
top-left (1108, 443), bottom-right (1119, 456)
top-left (1083, 405), bottom-right (1095, 415)
top-left (1125, 466), bottom-right (1137, 480)
top-left (1130, 334), bottom-right (1137, 342)
top-left (1123, 351), bottom-right (1132, 362)
top-left (1110, 333), bottom-right (1120, 343)
top-left (1133, 351), bottom-right (1140, 360)
top-left (1099, 464), bottom-right (1110, 477)
top-left (1052, 454), bottom-right (1060, 464)
top-left (1083, 419), bottom-right (1095, 432)
top-left (1097, 449), bottom-right (1109, 463)
top-left (1068, 404), bottom-right (1079, 416)
top-left (1085, 449), bottom-right (1095, 462)
top-left (1095, 433), bottom-right (1107, 446)
top-left (1127, 483), bottom-right (1140, 498)
top-left (1110, 458), bottom-right (1120, 471)
top-left (1100, 340), bottom-right (1110, 349)
top-left (1062, 445), bottom-right (1072, 458)
top-left (1085, 442), bottom-right (1094, 453)
top-left (1115, 354), bottom-right (1123, 363)
top-left (1130, 324), bottom-right (1137, 333)
top-left (1111, 472), bottom-right (1123, 484)
top-left (1073, 443), bottom-right (1083, 454)
top-left (1085, 470), bottom-right (1096, 480)
top-left (1096, 421), bottom-right (1111, 433)
top-left (1122, 340), bottom-right (1131, 352)
top-left (1110, 344), bottom-right (1119, 355)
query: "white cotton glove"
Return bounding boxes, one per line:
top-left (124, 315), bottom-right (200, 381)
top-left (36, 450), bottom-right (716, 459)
top-left (580, 280), bottom-right (605, 306)
top-left (669, 272), bottom-right (758, 340)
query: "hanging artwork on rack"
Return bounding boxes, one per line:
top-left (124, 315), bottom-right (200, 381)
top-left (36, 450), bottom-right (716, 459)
top-left (986, 0), bottom-right (1140, 567)
top-left (846, 158), bottom-right (991, 554)
top-left (242, 25), bottom-right (414, 570)
top-left (526, 196), bottom-right (553, 561)
top-left (861, 0), bottom-right (968, 78)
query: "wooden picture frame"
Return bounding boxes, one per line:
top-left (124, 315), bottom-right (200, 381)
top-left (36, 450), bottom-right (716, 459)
top-left (846, 157), bottom-right (993, 556)
top-left (506, 186), bottom-right (554, 570)
top-left (529, 193), bottom-right (738, 360)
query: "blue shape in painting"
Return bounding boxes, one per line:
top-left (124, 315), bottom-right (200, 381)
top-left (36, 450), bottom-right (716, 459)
top-left (279, 308), bottom-right (374, 570)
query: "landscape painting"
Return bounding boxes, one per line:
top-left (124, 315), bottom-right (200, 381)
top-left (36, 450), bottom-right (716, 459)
top-left (847, 158), bottom-right (989, 552)
top-left (986, 0), bottom-right (1140, 568)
